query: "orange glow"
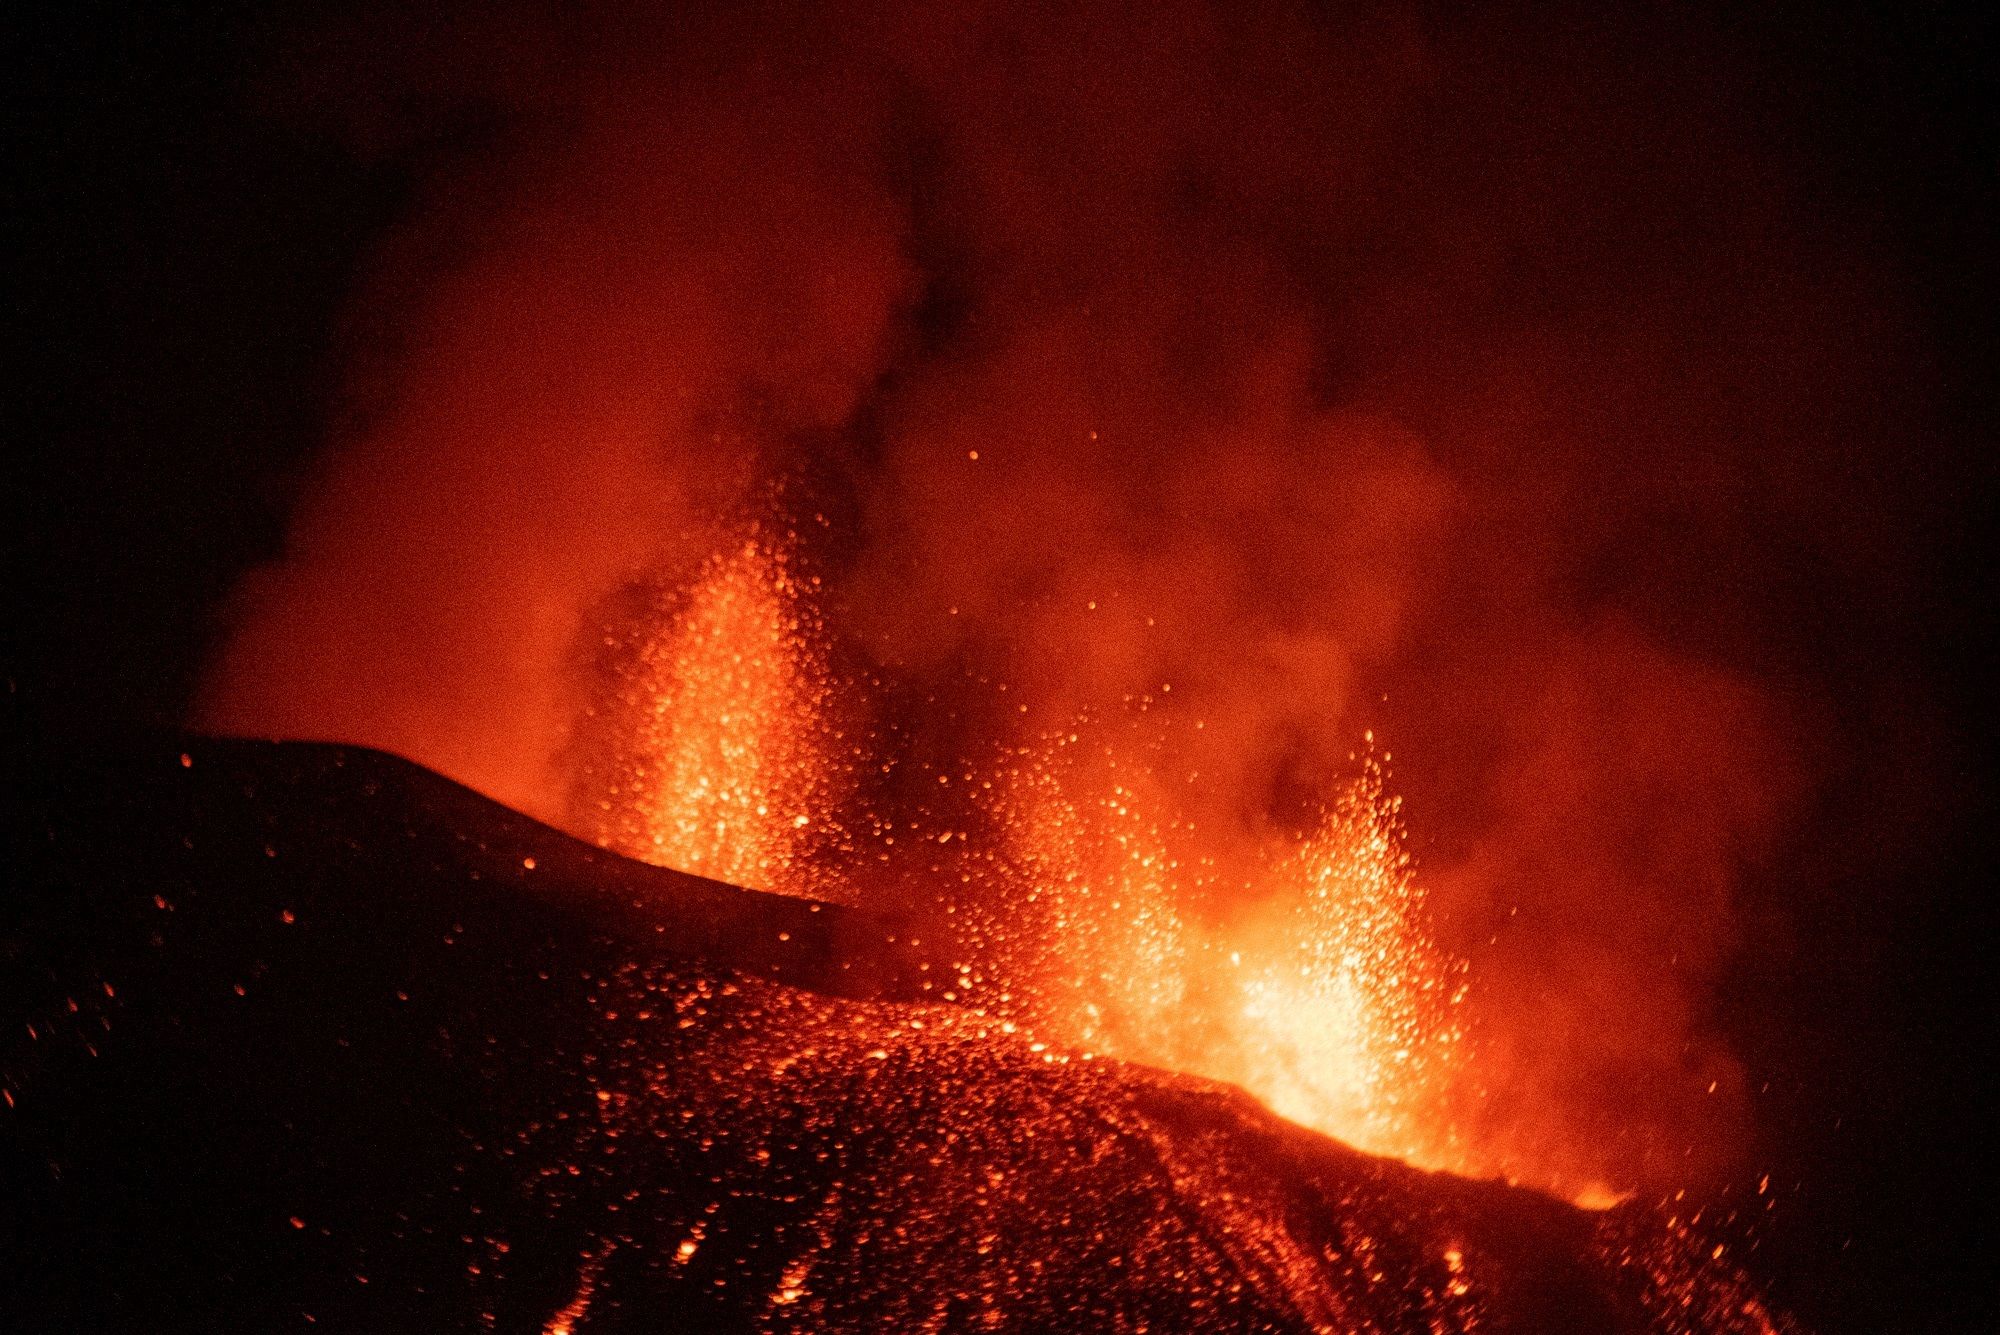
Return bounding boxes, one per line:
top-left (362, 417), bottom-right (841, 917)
top-left (154, 4), bottom-right (1903, 1322)
top-left (991, 725), bottom-right (1473, 1177)
top-left (583, 546), bottom-right (1633, 1200)
top-left (539, 1243), bottom-right (608, 1334)
top-left (566, 540), bottom-right (1704, 1208)
top-left (578, 535), bottom-right (851, 900)
top-left (1228, 756), bottom-right (1468, 1166)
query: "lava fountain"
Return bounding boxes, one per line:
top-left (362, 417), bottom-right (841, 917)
top-left (586, 538), bottom-right (1499, 1196)
top-left (572, 534), bottom-right (856, 902)
top-left (1228, 754), bottom-right (1469, 1170)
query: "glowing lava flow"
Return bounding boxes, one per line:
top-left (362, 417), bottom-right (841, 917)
top-left (577, 536), bottom-right (851, 900)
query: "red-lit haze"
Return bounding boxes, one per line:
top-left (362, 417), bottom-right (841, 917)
top-left (203, 0), bottom-right (1922, 1201)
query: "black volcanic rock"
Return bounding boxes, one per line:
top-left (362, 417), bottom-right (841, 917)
top-left (2, 729), bottom-right (1793, 1333)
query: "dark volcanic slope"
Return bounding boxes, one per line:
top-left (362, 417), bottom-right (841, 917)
top-left (3, 731), bottom-right (1790, 1333)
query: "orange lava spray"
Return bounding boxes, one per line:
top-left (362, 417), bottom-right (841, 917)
top-left (575, 534), bottom-right (852, 901)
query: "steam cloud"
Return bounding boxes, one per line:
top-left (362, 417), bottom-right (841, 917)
top-left (202, 0), bottom-right (1922, 1193)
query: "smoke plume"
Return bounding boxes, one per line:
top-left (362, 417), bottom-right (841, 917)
top-left (203, 0), bottom-right (1926, 1195)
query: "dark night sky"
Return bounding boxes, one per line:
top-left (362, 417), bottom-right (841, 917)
top-left (6, 3), bottom-right (1994, 1332)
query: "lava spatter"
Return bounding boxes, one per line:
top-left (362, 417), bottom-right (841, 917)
top-left (976, 722), bottom-right (1468, 1182)
top-left (574, 534), bottom-right (854, 901)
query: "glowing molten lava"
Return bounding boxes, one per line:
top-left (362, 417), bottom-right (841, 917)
top-left (590, 543), bottom-right (1491, 1186)
top-left (996, 728), bottom-right (1469, 1174)
top-left (575, 538), bottom-right (1737, 1221)
top-left (1235, 760), bottom-right (1468, 1165)
top-left (576, 536), bottom-right (850, 900)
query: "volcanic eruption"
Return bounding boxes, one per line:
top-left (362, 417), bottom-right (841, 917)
top-left (10, 1), bottom-right (1991, 1332)
top-left (198, 0), bottom-right (1806, 1203)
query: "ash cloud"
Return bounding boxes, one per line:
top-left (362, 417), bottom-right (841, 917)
top-left (203, 0), bottom-right (1932, 1191)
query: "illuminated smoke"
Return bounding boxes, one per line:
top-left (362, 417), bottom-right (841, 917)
top-left (197, 0), bottom-right (1885, 1202)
